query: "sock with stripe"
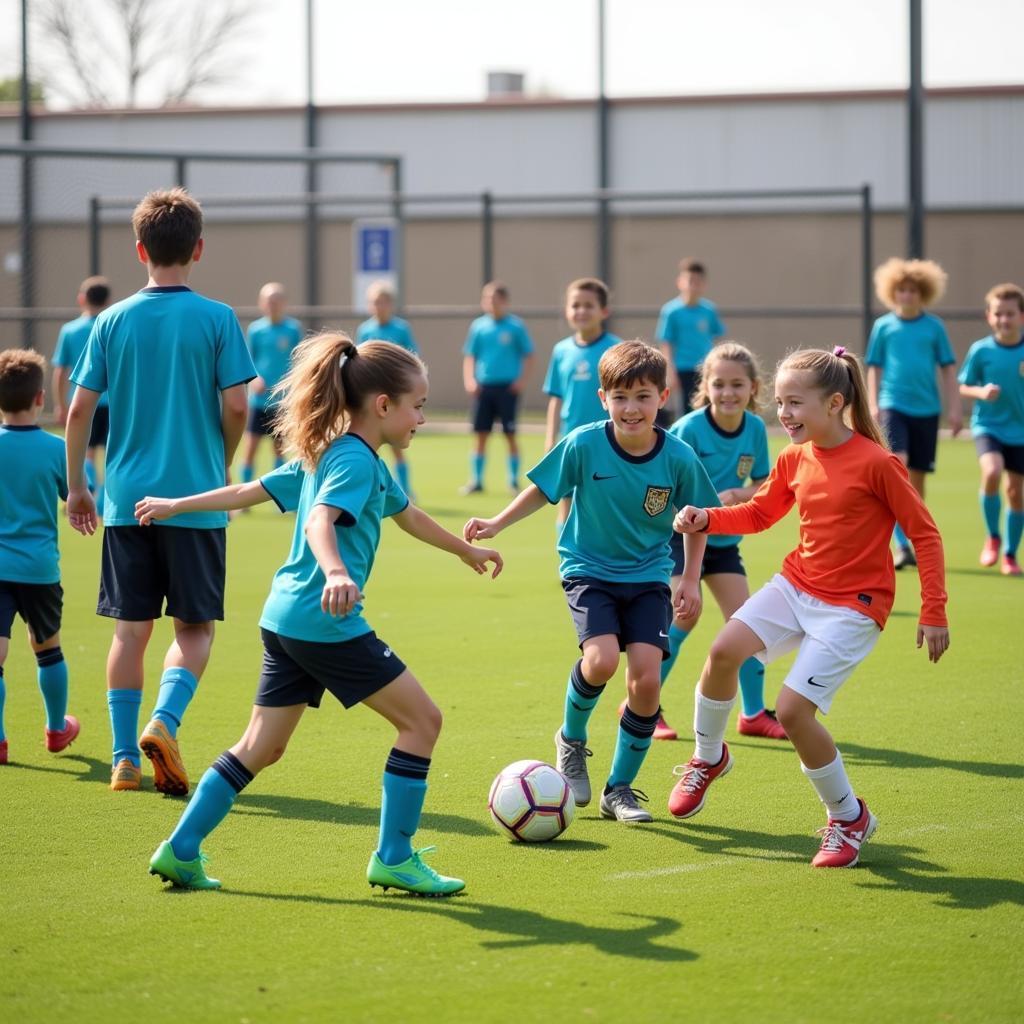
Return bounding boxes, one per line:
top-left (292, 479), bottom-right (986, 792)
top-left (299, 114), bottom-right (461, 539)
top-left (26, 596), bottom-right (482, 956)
top-left (561, 659), bottom-right (605, 742)
top-left (693, 684), bottom-right (734, 765)
top-left (0, 666), bottom-right (6, 743)
top-left (981, 492), bottom-right (1001, 538)
top-left (471, 453), bottom-right (484, 488)
top-left (36, 647), bottom-right (69, 732)
top-left (1005, 509), bottom-right (1024, 557)
top-left (508, 454), bottom-right (520, 486)
top-left (738, 657), bottom-right (766, 717)
top-left (395, 460), bottom-right (411, 495)
top-left (377, 748), bottom-right (430, 866)
top-left (892, 522), bottom-right (911, 550)
top-left (169, 751), bottom-right (254, 861)
top-left (152, 667), bottom-right (198, 738)
top-left (801, 751), bottom-right (860, 822)
top-left (607, 706), bottom-right (659, 788)
top-left (659, 624), bottom-right (689, 686)
top-left (241, 464), bottom-right (255, 484)
top-left (107, 688), bottom-right (142, 767)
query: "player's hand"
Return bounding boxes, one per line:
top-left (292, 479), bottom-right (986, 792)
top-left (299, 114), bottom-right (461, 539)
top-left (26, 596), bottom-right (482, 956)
top-left (917, 624), bottom-right (949, 663)
top-left (509, 380), bottom-right (522, 395)
top-left (252, 376), bottom-right (267, 396)
top-left (948, 410), bottom-right (964, 438)
top-left (135, 496), bottom-right (177, 525)
top-left (674, 578), bottom-right (702, 620)
top-left (717, 488), bottom-right (741, 506)
top-left (673, 506), bottom-right (708, 533)
top-left (464, 517), bottom-right (500, 541)
top-left (461, 544), bottom-right (503, 578)
top-left (321, 570), bottom-right (362, 617)
top-left (67, 487), bottom-right (98, 536)
top-left (980, 383), bottom-right (1001, 402)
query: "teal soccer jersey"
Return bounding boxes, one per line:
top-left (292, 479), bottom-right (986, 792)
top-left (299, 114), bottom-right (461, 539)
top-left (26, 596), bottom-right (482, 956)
top-left (71, 286), bottom-right (256, 529)
top-left (866, 312), bottom-right (956, 417)
top-left (53, 316), bottom-right (108, 409)
top-left (543, 332), bottom-right (621, 436)
top-left (655, 298), bottom-right (725, 371)
top-left (671, 407), bottom-right (771, 548)
top-left (259, 435), bottom-right (409, 644)
top-left (247, 316), bottom-right (302, 410)
top-left (463, 314), bottom-right (533, 384)
top-left (0, 426), bottom-right (68, 583)
top-left (528, 421), bottom-right (719, 583)
top-left (959, 335), bottom-right (1024, 445)
top-left (355, 316), bottom-right (419, 353)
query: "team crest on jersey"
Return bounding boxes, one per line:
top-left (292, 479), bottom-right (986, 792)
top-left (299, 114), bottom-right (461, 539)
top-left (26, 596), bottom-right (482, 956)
top-left (736, 455), bottom-right (754, 479)
top-left (572, 360), bottom-right (592, 381)
top-left (643, 485), bottom-right (672, 517)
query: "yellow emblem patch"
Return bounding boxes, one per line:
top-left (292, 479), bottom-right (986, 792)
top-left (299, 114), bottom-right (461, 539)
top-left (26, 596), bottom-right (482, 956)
top-left (736, 455), bottom-right (754, 479)
top-left (643, 485), bottom-right (672, 517)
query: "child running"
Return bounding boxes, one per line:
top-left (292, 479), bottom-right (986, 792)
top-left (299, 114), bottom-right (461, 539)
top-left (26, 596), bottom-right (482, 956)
top-left (142, 336), bottom-right (502, 895)
top-left (958, 282), bottom-right (1024, 576)
top-left (671, 347), bottom-right (949, 867)
top-left (465, 341), bottom-right (718, 823)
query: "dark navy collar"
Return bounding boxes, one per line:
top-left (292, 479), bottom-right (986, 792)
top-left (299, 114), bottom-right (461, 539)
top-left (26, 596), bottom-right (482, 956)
top-left (604, 420), bottom-right (666, 464)
top-left (573, 331), bottom-right (609, 349)
top-left (345, 431), bottom-right (382, 461)
top-left (1, 423), bottom-right (41, 431)
top-left (140, 285), bottom-right (192, 293)
top-left (704, 405), bottom-right (745, 439)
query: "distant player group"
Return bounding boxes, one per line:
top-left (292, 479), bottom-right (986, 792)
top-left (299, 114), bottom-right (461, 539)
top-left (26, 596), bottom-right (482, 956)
top-left (0, 187), bottom-right (1021, 895)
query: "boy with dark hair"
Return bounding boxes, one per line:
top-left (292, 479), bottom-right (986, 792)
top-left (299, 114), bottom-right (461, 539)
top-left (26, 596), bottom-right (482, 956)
top-left (65, 187), bottom-right (256, 794)
top-left (0, 348), bottom-right (79, 766)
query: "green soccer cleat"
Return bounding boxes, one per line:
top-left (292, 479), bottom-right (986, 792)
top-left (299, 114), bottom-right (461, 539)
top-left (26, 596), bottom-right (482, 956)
top-left (367, 846), bottom-right (465, 897)
top-left (148, 840), bottom-right (221, 890)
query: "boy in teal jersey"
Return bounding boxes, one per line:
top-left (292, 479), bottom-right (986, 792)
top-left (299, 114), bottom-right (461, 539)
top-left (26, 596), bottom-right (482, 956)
top-left (959, 282), bottom-right (1024, 576)
top-left (466, 340), bottom-right (718, 823)
top-left (0, 349), bottom-right (80, 766)
top-left (65, 187), bottom-right (256, 795)
top-left (656, 258), bottom-right (725, 420)
top-left (543, 278), bottom-right (621, 524)
top-left (356, 280), bottom-right (419, 495)
top-left (139, 335), bottom-right (502, 895)
top-left (866, 258), bottom-right (963, 569)
top-left (52, 276), bottom-right (111, 505)
top-left (240, 282), bottom-right (303, 485)
top-left (461, 280), bottom-right (534, 495)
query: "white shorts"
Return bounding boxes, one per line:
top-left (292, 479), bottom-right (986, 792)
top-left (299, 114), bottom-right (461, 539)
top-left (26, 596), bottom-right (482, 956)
top-left (732, 574), bottom-right (881, 714)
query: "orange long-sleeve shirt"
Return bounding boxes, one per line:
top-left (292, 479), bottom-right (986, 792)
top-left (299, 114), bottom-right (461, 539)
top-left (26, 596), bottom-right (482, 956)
top-left (706, 432), bottom-right (947, 629)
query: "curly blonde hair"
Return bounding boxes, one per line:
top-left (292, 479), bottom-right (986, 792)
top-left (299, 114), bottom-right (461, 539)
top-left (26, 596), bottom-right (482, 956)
top-left (690, 341), bottom-right (766, 414)
top-left (874, 258), bottom-right (947, 309)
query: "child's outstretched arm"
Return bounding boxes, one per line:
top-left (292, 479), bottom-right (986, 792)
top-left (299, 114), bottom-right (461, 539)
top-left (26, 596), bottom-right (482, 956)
top-left (464, 484), bottom-right (550, 542)
top-left (135, 481), bottom-right (273, 525)
top-left (394, 504), bottom-right (502, 578)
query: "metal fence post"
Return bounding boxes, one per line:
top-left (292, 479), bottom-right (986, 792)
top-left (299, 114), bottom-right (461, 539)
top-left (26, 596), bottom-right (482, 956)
top-left (481, 191), bottom-right (494, 286)
top-left (861, 183), bottom-right (873, 348)
top-left (89, 196), bottom-right (101, 275)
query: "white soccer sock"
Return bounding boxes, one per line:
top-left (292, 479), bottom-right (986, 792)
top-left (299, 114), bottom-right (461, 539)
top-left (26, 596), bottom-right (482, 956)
top-left (693, 685), bottom-right (734, 765)
top-left (801, 751), bottom-right (860, 821)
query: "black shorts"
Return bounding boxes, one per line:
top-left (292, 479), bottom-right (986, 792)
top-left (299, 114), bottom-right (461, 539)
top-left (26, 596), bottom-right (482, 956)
top-left (89, 405), bottom-right (110, 449)
top-left (670, 536), bottom-right (746, 578)
top-left (471, 383), bottom-right (519, 434)
top-left (879, 409), bottom-right (939, 473)
top-left (98, 526), bottom-right (226, 623)
top-left (246, 406), bottom-right (277, 436)
top-left (974, 434), bottom-right (1024, 475)
top-left (256, 627), bottom-right (407, 709)
top-left (561, 577), bottom-right (672, 658)
top-left (0, 580), bottom-right (62, 643)
top-left (676, 369), bottom-right (701, 414)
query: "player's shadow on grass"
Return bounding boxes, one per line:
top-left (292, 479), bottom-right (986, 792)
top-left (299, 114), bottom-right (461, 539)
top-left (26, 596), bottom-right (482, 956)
top-left (647, 821), bottom-right (822, 863)
top-left (5, 752), bottom-right (112, 785)
top-left (860, 853), bottom-right (1024, 910)
top-left (839, 741), bottom-right (1024, 779)
top-left (233, 791), bottom-right (491, 837)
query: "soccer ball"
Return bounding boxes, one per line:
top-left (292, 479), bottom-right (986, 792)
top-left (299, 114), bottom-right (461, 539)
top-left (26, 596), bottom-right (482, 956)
top-left (488, 760), bottom-right (576, 842)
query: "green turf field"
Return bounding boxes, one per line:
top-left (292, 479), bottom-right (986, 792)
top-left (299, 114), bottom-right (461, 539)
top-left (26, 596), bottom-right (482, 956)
top-left (2, 432), bottom-right (1022, 1023)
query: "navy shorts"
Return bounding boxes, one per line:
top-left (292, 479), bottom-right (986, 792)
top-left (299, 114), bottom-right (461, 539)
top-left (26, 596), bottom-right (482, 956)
top-left (880, 409), bottom-right (939, 473)
top-left (974, 434), bottom-right (1024, 475)
top-left (98, 526), bottom-right (226, 623)
top-left (676, 369), bottom-right (701, 413)
top-left (0, 580), bottom-right (63, 643)
top-left (256, 627), bottom-right (407, 709)
top-left (246, 405), bottom-right (276, 436)
top-left (89, 405), bottom-right (110, 449)
top-left (472, 383), bottom-right (519, 434)
top-left (670, 536), bottom-right (746, 578)
top-left (561, 577), bottom-right (672, 658)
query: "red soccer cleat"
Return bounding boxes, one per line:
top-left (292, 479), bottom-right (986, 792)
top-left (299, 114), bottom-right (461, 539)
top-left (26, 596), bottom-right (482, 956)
top-left (738, 708), bottom-right (788, 740)
top-left (618, 699), bottom-right (678, 741)
top-left (1001, 554), bottom-right (1022, 577)
top-left (45, 715), bottom-right (80, 753)
top-left (0, 739), bottom-right (7, 765)
top-left (811, 798), bottom-right (877, 867)
top-left (668, 744), bottom-right (734, 819)
top-left (980, 536), bottom-right (1000, 568)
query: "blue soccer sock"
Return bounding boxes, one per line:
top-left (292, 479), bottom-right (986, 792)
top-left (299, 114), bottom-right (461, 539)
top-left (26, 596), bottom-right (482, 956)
top-left (0, 666), bottom-right (6, 742)
top-left (893, 522), bottom-right (911, 550)
top-left (152, 667), bottom-right (198, 738)
top-left (395, 461), bottom-right (411, 495)
top-left (738, 657), bottom-right (766, 717)
top-left (36, 647), bottom-right (69, 732)
top-left (660, 624), bottom-right (689, 686)
top-left (608, 706), bottom-right (659, 788)
top-left (83, 460), bottom-right (97, 495)
top-left (561, 659), bottom-right (605, 742)
top-left (240, 464), bottom-right (255, 484)
top-left (107, 688), bottom-right (142, 767)
top-left (508, 454), bottom-right (520, 486)
top-left (377, 748), bottom-right (430, 866)
top-left (471, 453), bottom-right (485, 487)
top-left (1005, 510), bottom-right (1023, 557)
top-left (981, 493), bottom-right (1001, 538)
top-left (170, 752), bottom-right (253, 862)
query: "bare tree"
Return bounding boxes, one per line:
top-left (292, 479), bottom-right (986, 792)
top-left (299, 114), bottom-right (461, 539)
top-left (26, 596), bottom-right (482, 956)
top-left (33, 0), bottom-right (260, 108)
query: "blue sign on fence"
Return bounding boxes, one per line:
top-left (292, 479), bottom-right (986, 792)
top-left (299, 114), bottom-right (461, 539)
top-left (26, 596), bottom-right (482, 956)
top-left (359, 226), bottom-right (393, 273)
top-left (352, 219), bottom-right (399, 312)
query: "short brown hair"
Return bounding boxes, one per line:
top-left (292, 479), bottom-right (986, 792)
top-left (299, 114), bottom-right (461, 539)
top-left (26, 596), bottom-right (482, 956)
top-left (985, 282), bottom-right (1024, 313)
top-left (79, 275), bottom-right (111, 307)
top-left (0, 348), bottom-right (46, 413)
top-left (132, 187), bottom-right (203, 267)
top-left (483, 280), bottom-right (509, 300)
top-left (678, 258), bottom-right (707, 276)
top-left (599, 339), bottom-right (667, 392)
top-left (566, 277), bottom-right (610, 308)
top-left (874, 257), bottom-right (947, 309)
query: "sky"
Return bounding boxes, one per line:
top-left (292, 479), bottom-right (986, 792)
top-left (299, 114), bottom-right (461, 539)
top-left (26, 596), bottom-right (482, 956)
top-left (0, 0), bottom-right (1021, 110)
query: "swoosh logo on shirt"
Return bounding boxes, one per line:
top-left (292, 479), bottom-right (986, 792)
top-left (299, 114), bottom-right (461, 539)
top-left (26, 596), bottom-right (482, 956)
top-left (592, 473), bottom-right (617, 481)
